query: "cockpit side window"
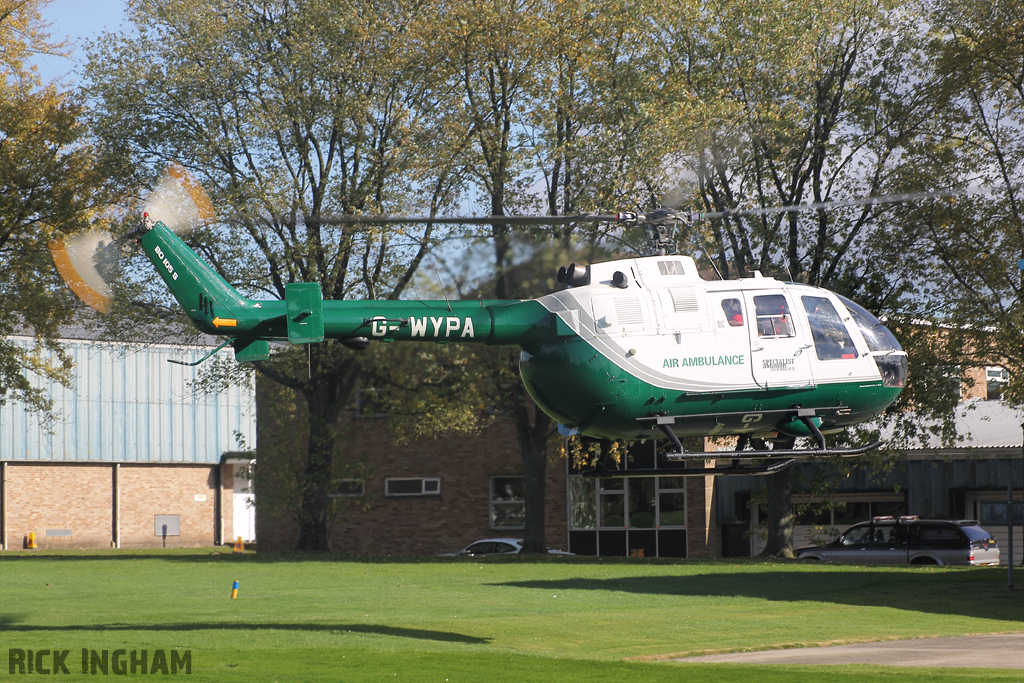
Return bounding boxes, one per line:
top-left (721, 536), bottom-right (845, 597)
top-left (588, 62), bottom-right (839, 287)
top-left (752, 295), bottom-right (795, 338)
top-left (802, 296), bottom-right (859, 360)
top-left (722, 298), bottom-right (744, 327)
top-left (836, 295), bottom-right (902, 353)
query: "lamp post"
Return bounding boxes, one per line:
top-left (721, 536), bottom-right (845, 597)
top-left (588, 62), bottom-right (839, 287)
top-left (1011, 261), bottom-right (1024, 586)
top-left (1009, 476), bottom-right (1015, 589)
top-left (1016, 257), bottom-right (1024, 582)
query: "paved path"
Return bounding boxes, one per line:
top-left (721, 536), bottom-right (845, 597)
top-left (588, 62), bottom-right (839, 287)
top-left (679, 634), bottom-right (1024, 668)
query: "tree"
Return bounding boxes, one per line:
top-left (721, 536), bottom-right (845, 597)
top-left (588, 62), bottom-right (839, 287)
top-left (657, 0), bottom-right (941, 556)
top-left (900, 0), bottom-right (1024, 404)
top-left (0, 0), bottom-right (120, 414)
top-left (429, 0), bottom-right (686, 553)
top-left (85, 0), bottom-right (467, 550)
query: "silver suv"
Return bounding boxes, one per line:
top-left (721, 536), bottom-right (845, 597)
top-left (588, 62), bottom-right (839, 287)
top-left (796, 516), bottom-right (1000, 566)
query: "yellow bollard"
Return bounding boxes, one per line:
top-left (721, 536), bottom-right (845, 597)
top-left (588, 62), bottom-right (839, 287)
top-left (231, 580), bottom-right (239, 599)
top-left (233, 536), bottom-right (244, 553)
top-left (27, 532), bottom-right (37, 549)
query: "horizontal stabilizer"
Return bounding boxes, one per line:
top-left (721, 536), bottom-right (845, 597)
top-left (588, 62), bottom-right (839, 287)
top-left (286, 282), bottom-right (324, 344)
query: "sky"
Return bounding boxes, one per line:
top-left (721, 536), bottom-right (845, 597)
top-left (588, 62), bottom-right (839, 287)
top-left (32, 0), bottom-right (128, 84)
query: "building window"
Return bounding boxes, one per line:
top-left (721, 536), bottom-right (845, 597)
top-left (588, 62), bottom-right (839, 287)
top-left (980, 502), bottom-right (1024, 526)
top-left (568, 477), bottom-right (596, 529)
top-left (598, 478), bottom-right (625, 528)
top-left (385, 477), bottom-right (441, 497)
top-left (329, 479), bottom-right (365, 498)
top-left (568, 475), bottom-right (686, 529)
top-left (490, 476), bottom-right (525, 529)
top-left (985, 366), bottom-right (1009, 400)
top-left (790, 494), bottom-right (906, 530)
top-left (657, 476), bottom-right (687, 527)
top-left (628, 478), bottom-right (656, 528)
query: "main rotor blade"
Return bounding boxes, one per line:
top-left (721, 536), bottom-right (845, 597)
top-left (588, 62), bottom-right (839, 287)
top-left (248, 186), bottom-right (978, 229)
top-left (307, 213), bottom-right (618, 226)
top-left (691, 187), bottom-right (971, 220)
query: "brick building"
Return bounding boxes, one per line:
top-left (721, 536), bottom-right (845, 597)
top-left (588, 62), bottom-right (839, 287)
top-left (255, 380), bottom-right (723, 558)
top-left (0, 333), bottom-right (256, 550)
top-left (255, 365), bottom-right (1020, 559)
top-left (255, 408), bottom-right (573, 555)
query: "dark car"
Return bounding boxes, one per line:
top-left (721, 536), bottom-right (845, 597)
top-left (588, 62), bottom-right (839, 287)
top-left (796, 516), bottom-right (1000, 566)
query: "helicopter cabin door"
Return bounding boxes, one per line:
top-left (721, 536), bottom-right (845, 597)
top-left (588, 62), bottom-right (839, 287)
top-left (706, 292), bottom-right (758, 391)
top-left (742, 290), bottom-right (815, 389)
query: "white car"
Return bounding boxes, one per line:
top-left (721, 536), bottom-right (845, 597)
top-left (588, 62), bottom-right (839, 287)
top-left (441, 538), bottom-right (573, 556)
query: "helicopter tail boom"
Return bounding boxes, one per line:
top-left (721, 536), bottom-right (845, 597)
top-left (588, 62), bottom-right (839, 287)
top-left (137, 220), bottom-right (562, 354)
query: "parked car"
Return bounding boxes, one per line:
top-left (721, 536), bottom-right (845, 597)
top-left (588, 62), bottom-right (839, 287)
top-left (796, 516), bottom-right (1000, 566)
top-left (440, 538), bottom-right (573, 557)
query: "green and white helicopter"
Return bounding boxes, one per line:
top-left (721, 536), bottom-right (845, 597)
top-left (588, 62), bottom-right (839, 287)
top-left (52, 167), bottom-right (912, 475)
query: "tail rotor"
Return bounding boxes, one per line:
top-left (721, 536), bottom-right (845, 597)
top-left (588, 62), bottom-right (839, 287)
top-left (51, 163), bottom-right (216, 313)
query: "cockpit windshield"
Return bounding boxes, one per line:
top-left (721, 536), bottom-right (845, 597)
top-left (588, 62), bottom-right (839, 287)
top-left (836, 295), bottom-right (902, 353)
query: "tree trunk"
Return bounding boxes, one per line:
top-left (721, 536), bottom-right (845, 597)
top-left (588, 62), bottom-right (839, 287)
top-left (513, 388), bottom-right (552, 554)
top-left (759, 461), bottom-right (795, 558)
top-left (292, 345), bottom-right (359, 551)
top-left (295, 402), bottom-right (337, 551)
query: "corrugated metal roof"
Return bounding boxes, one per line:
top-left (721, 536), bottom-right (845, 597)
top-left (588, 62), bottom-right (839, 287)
top-left (884, 400), bottom-right (1024, 449)
top-left (949, 400), bottom-right (1024, 447)
top-left (0, 337), bottom-right (255, 463)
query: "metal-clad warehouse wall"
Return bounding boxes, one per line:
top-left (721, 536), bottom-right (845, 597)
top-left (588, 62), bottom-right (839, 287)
top-left (715, 447), bottom-right (1024, 564)
top-left (1, 336), bottom-right (254, 462)
top-left (0, 335), bottom-right (256, 550)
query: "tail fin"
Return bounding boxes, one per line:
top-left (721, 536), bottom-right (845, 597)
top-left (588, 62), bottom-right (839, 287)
top-left (138, 221), bottom-right (257, 335)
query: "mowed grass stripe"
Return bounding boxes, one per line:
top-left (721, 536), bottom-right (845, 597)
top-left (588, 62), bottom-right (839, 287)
top-left (1, 550), bottom-right (1021, 681)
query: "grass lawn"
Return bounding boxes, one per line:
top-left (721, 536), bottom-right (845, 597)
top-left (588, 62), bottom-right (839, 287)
top-left (1, 550), bottom-right (1022, 682)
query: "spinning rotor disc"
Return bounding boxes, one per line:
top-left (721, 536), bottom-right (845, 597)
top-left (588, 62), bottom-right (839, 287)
top-left (50, 163), bottom-right (215, 314)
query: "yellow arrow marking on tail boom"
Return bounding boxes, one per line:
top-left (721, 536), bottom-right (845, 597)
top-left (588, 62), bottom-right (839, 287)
top-left (212, 317), bottom-right (237, 328)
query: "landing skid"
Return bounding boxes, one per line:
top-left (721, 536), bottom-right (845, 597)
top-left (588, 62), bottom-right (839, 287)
top-left (580, 406), bottom-right (883, 479)
top-left (581, 459), bottom-right (795, 478)
top-left (650, 405), bottom-right (879, 458)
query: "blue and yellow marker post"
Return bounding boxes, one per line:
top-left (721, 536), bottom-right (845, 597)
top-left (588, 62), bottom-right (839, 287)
top-left (231, 581), bottom-right (239, 599)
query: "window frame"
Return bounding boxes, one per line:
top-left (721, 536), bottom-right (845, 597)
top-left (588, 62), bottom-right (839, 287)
top-left (489, 475), bottom-right (526, 530)
top-left (569, 475), bottom-right (687, 530)
top-left (328, 479), bottom-right (366, 499)
top-left (801, 295), bottom-right (859, 360)
top-left (385, 477), bottom-right (442, 497)
top-left (721, 298), bottom-right (745, 327)
top-left (752, 294), bottom-right (796, 339)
